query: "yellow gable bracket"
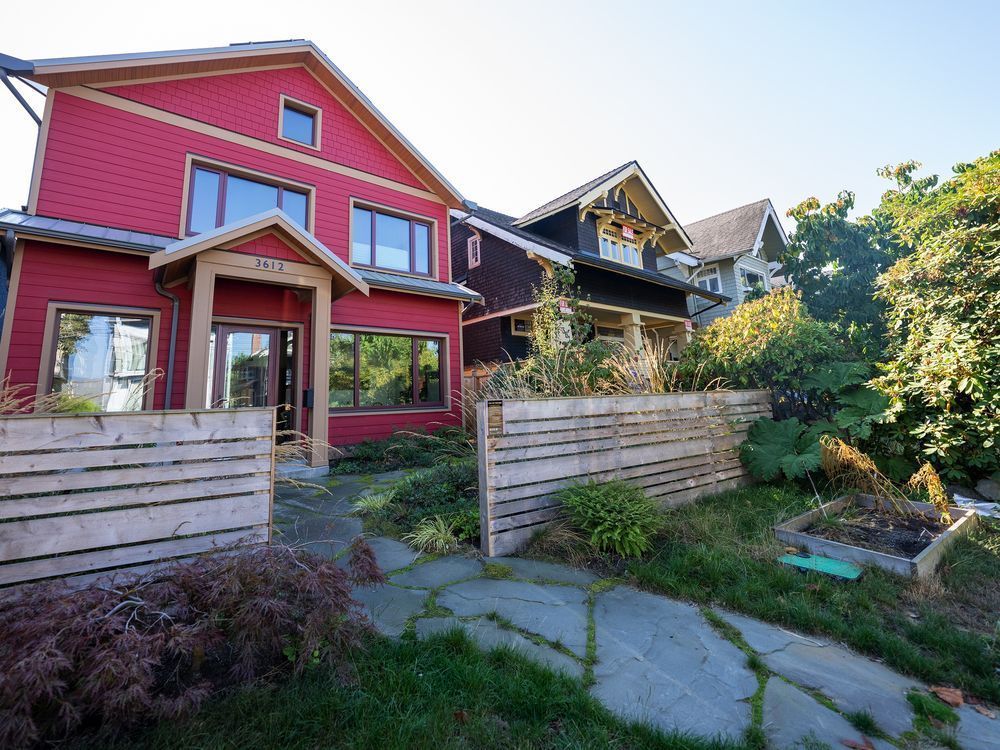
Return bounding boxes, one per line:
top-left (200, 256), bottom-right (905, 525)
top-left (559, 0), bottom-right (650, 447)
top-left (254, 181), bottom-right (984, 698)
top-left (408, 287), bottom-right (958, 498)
top-left (149, 208), bottom-right (370, 297)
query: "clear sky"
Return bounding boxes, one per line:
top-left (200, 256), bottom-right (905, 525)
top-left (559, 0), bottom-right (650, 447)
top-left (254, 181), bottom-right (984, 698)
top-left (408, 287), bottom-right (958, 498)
top-left (1, 0), bottom-right (997, 233)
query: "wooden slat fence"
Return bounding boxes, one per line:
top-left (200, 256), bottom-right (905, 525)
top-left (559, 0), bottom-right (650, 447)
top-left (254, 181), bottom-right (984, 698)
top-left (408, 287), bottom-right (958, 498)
top-left (477, 390), bottom-right (771, 556)
top-left (0, 407), bottom-right (275, 589)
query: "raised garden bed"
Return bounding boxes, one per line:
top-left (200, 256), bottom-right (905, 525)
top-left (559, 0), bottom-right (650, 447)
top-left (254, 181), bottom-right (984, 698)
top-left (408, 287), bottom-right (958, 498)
top-left (774, 494), bottom-right (978, 578)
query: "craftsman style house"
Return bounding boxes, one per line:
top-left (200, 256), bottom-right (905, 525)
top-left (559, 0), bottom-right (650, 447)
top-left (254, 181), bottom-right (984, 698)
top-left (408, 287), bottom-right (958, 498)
top-left (662, 199), bottom-right (789, 326)
top-left (0, 41), bottom-right (479, 466)
top-left (450, 161), bottom-right (730, 368)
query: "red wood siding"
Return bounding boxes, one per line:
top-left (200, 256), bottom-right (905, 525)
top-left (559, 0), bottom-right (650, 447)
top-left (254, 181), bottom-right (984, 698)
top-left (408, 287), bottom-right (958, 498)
top-left (226, 233), bottom-right (308, 262)
top-left (36, 91), bottom-right (451, 282)
top-left (103, 66), bottom-right (423, 189)
top-left (5, 240), bottom-right (190, 410)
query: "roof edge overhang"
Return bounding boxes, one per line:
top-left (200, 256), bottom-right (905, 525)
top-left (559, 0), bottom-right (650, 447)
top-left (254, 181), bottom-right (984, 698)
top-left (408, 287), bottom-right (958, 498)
top-left (451, 209), bottom-right (573, 267)
top-left (149, 208), bottom-right (369, 296)
top-left (572, 255), bottom-right (728, 305)
top-left (24, 41), bottom-right (465, 209)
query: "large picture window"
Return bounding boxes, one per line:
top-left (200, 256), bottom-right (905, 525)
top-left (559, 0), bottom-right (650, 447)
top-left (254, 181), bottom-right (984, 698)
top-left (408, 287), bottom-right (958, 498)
top-left (187, 165), bottom-right (309, 234)
top-left (598, 224), bottom-right (641, 267)
top-left (351, 205), bottom-right (432, 276)
top-left (328, 330), bottom-right (444, 409)
top-left (49, 310), bottom-right (153, 412)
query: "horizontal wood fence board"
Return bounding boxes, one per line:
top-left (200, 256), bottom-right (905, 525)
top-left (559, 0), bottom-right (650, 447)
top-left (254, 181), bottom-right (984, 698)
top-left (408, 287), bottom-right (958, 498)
top-left (0, 475), bottom-right (269, 520)
top-left (0, 408), bottom-right (275, 587)
top-left (0, 527), bottom-right (268, 586)
top-left (0, 408), bottom-right (273, 450)
top-left (490, 450), bottom-right (750, 506)
top-left (0, 438), bottom-right (269, 475)
top-left (0, 457), bottom-right (271, 497)
top-left (1, 494), bottom-right (270, 560)
top-left (478, 392), bottom-right (770, 556)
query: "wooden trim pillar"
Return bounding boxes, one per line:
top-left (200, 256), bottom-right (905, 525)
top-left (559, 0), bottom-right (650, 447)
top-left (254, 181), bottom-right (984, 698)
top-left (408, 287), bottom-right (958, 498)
top-left (184, 263), bottom-right (216, 408)
top-left (620, 312), bottom-right (644, 351)
top-left (309, 279), bottom-right (331, 467)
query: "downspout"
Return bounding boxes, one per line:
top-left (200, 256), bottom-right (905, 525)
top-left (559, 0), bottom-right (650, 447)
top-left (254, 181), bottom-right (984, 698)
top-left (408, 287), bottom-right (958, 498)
top-left (154, 268), bottom-right (180, 410)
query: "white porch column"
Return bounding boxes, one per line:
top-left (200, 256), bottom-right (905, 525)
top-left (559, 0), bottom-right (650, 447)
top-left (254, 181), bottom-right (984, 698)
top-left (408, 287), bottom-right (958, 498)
top-left (620, 312), bottom-right (644, 351)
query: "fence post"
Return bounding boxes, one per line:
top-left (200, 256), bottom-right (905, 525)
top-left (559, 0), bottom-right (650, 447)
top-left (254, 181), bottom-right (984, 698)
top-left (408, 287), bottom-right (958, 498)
top-left (476, 399), bottom-right (492, 556)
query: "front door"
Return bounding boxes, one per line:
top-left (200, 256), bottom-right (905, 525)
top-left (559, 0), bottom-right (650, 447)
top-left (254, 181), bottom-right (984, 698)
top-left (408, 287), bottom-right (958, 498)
top-left (208, 324), bottom-right (297, 433)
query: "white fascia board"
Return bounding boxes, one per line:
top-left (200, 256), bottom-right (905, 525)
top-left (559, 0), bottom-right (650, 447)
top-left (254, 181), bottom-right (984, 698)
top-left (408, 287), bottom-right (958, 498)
top-left (451, 211), bottom-right (573, 267)
top-left (666, 250), bottom-right (701, 268)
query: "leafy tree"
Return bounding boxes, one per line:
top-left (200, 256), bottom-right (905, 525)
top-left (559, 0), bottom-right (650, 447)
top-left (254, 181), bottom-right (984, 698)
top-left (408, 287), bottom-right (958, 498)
top-left (872, 151), bottom-right (1000, 481)
top-left (782, 192), bottom-right (896, 357)
top-left (677, 287), bottom-right (843, 416)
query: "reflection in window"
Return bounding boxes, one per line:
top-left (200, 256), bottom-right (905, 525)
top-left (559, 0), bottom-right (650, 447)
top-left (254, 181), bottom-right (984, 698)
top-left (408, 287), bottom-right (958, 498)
top-left (695, 265), bottom-right (721, 293)
top-left (329, 331), bottom-right (443, 409)
top-left (51, 311), bottom-right (152, 411)
top-left (188, 166), bottom-right (309, 233)
top-left (281, 102), bottom-right (317, 146)
top-left (351, 206), bottom-right (432, 275)
top-left (328, 332), bottom-right (355, 408)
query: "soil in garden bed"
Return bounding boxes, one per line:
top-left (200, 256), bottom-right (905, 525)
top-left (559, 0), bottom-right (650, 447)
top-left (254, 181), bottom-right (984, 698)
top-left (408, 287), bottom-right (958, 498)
top-left (805, 506), bottom-right (949, 558)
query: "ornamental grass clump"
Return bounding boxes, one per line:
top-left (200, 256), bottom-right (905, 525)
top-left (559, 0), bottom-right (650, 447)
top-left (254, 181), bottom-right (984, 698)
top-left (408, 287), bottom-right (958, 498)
top-left (0, 541), bottom-right (384, 749)
top-left (556, 479), bottom-right (661, 558)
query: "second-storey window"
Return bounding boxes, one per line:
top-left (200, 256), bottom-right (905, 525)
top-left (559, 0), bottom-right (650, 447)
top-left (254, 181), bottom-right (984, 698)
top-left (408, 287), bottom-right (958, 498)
top-left (694, 264), bottom-right (721, 293)
top-left (352, 206), bottom-right (432, 276)
top-left (188, 166), bottom-right (309, 234)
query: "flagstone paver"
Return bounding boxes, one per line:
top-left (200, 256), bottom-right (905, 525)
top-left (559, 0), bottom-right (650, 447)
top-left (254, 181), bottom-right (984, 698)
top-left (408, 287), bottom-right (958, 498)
top-left (390, 555), bottom-right (483, 588)
top-left (484, 556), bottom-right (598, 585)
top-left (436, 578), bottom-right (590, 657)
top-left (719, 610), bottom-right (920, 737)
top-left (273, 477), bottom-right (1000, 748)
top-left (415, 616), bottom-right (584, 678)
top-left (763, 678), bottom-right (895, 750)
top-left (592, 587), bottom-right (757, 740)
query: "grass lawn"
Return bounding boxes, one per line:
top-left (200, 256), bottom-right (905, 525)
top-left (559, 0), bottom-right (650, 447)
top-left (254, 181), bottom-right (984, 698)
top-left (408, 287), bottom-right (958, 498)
top-left (627, 483), bottom-right (1000, 703)
top-left (86, 631), bottom-right (740, 750)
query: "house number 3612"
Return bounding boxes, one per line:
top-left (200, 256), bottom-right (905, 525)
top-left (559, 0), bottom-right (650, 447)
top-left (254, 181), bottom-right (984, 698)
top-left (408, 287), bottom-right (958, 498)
top-left (255, 258), bottom-right (286, 271)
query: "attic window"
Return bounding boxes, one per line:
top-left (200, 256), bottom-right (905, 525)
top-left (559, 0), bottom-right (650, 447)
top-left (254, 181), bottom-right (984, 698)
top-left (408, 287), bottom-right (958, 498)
top-left (467, 236), bottom-right (481, 269)
top-left (598, 224), bottom-right (641, 268)
top-left (279, 95), bottom-right (321, 149)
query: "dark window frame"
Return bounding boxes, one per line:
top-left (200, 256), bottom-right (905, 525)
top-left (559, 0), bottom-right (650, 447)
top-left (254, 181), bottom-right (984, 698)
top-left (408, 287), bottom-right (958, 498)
top-left (185, 163), bottom-right (311, 236)
top-left (351, 203), bottom-right (434, 278)
top-left (329, 329), bottom-right (446, 411)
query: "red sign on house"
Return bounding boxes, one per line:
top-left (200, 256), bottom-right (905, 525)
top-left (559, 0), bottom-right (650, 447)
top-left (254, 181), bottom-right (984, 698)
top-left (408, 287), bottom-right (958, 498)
top-left (621, 225), bottom-right (635, 240)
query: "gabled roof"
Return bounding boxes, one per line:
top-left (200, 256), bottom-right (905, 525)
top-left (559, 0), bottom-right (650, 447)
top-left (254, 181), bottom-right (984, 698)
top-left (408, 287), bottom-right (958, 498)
top-left (454, 205), bottom-right (727, 304)
top-left (512, 160), bottom-right (692, 252)
top-left (18, 40), bottom-right (465, 208)
top-left (514, 162), bottom-right (634, 226)
top-left (685, 198), bottom-right (789, 263)
top-left (0, 207), bottom-right (481, 302)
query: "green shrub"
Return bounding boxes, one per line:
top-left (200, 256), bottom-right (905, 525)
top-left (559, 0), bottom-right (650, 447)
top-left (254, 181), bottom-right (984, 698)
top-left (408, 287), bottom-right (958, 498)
top-left (556, 480), bottom-right (660, 558)
top-left (332, 427), bottom-right (473, 475)
top-left (677, 287), bottom-right (844, 415)
top-left (402, 516), bottom-right (460, 554)
top-left (873, 152), bottom-right (1000, 481)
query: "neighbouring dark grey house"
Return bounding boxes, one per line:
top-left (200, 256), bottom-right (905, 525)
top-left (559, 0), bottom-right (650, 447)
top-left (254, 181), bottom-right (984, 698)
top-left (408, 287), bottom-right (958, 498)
top-left (450, 162), bottom-right (730, 369)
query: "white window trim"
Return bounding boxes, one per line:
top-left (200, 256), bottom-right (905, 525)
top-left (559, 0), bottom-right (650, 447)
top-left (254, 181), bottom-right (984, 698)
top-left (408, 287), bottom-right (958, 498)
top-left (510, 316), bottom-right (532, 337)
top-left (467, 234), bottom-right (481, 269)
top-left (597, 221), bottom-right (643, 269)
top-left (735, 257), bottom-right (770, 301)
top-left (693, 263), bottom-right (721, 294)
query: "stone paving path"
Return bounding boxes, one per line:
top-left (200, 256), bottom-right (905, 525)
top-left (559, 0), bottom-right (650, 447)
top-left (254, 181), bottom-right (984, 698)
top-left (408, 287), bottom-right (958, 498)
top-left (274, 476), bottom-right (1000, 750)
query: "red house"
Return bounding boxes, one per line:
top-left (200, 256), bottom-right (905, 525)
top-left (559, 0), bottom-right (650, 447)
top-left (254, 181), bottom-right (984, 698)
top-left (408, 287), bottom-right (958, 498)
top-left (0, 41), bottom-right (479, 466)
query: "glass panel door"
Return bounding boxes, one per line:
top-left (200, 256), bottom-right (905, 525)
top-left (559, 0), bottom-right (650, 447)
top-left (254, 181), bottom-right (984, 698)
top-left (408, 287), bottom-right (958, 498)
top-left (212, 326), bottom-right (277, 408)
